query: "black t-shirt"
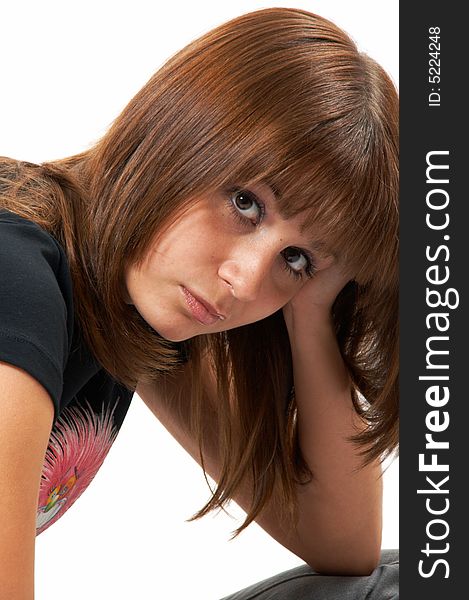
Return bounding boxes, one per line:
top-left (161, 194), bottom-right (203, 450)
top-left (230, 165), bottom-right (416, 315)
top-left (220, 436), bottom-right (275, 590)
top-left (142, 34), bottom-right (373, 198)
top-left (0, 208), bottom-right (134, 535)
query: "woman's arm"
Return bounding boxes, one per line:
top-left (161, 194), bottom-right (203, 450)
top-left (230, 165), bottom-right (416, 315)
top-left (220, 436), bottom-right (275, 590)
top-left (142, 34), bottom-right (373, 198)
top-left (280, 274), bottom-right (383, 575)
top-left (0, 362), bottom-right (55, 599)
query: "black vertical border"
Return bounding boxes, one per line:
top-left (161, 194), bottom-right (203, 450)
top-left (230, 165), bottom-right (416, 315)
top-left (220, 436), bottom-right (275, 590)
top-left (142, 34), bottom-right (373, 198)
top-left (400, 2), bottom-right (467, 596)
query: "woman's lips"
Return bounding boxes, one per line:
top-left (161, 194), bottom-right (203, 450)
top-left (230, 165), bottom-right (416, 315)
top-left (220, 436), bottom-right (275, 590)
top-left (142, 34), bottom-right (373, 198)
top-left (180, 286), bottom-right (225, 325)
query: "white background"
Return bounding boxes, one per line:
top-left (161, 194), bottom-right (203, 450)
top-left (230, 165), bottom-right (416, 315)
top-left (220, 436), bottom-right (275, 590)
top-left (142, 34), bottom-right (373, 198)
top-left (1, 1), bottom-right (399, 598)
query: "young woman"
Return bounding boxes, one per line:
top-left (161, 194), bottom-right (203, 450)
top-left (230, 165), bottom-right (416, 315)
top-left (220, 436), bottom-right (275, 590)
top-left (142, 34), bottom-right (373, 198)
top-left (0, 7), bottom-right (398, 598)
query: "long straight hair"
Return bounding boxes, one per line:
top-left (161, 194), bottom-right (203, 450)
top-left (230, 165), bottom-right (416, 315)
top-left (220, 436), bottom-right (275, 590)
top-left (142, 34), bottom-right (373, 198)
top-left (1, 8), bottom-right (398, 534)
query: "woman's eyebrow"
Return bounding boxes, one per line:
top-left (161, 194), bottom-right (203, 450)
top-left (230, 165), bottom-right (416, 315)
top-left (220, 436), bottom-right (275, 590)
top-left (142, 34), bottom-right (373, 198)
top-left (254, 180), bottom-right (282, 204)
top-left (269, 183), bottom-right (282, 202)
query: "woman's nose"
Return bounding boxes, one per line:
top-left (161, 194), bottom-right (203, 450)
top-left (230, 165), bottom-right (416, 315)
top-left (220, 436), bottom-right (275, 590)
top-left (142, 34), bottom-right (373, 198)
top-left (217, 246), bottom-right (273, 302)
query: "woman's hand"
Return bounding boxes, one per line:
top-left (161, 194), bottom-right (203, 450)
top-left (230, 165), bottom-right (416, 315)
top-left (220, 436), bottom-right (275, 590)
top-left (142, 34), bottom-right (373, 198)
top-left (282, 260), bottom-right (354, 333)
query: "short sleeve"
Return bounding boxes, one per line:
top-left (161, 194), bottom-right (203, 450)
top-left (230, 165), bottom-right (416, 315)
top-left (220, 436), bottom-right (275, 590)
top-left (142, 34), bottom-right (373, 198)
top-left (0, 210), bottom-right (74, 419)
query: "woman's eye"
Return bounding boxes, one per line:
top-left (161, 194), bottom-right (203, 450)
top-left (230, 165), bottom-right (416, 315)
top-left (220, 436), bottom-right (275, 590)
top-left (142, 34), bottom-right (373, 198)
top-left (229, 189), bottom-right (264, 225)
top-left (282, 247), bottom-right (315, 279)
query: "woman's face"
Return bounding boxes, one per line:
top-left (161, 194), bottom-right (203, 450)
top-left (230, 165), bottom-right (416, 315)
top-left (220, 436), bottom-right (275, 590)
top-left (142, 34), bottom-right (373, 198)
top-left (124, 182), bottom-right (334, 341)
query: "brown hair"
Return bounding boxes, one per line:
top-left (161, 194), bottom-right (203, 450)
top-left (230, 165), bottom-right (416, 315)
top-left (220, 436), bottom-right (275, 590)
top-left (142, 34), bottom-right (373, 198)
top-left (0, 8), bottom-right (398, 535)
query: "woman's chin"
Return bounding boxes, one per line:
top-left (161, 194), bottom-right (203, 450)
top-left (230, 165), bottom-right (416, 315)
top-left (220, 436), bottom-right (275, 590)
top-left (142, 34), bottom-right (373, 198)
top-left (150, 320), bottom-right (197, 343)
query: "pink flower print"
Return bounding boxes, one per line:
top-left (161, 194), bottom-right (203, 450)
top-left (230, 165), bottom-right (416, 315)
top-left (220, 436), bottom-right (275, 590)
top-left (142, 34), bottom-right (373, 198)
top-left (36, 399), bottom-right (119, 535)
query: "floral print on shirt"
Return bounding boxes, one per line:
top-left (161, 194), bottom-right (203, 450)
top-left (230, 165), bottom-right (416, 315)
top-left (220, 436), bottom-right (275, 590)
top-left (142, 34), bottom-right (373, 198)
top-left (36, 399), bottom-right (119, 535)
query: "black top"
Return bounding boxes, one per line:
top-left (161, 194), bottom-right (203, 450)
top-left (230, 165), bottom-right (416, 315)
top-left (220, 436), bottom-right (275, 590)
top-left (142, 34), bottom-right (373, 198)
top-left (0, 209), bottom-right (134, 535)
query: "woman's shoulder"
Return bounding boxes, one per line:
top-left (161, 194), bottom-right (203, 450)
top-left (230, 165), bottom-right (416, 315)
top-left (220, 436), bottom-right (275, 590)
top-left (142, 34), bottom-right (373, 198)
top-left (0, 207), bottom-right (66, 267)
top-left (0, 208), bottom-right (73, 317)
top-left (0, 207), bottom-right (75, 420)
